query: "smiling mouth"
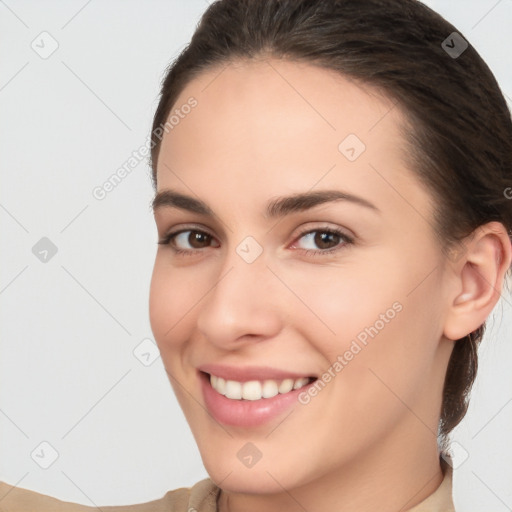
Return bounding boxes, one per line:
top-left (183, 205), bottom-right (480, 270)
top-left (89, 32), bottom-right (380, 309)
top-left (206, 372), bottom-right (317, 401)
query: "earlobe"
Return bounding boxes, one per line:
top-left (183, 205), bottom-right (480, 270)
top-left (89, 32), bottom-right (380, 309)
top-left (443, 222), bottom-right (512, 341)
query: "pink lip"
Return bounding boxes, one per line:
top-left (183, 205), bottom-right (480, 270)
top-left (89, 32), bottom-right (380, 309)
top-left (198, 368), bottom-right (316, 428)
top-left (197, 363), bottom-right (315, 382)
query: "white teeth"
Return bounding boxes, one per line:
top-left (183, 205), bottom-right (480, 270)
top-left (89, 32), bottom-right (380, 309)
top-left (242, 380), bottom-right (262, 401)
top-left (216, 377), bottom-right (226, 395)
top-left (262, 380), bottom-right (279, 398)
top-left (278, 378), bottom-right (294, 394)
top-left (209, 374), bottom-right (312, 400)
top-left (293, 377), bottom-right (309, 389)
top-left (224, 380), bottom-right (242, 399)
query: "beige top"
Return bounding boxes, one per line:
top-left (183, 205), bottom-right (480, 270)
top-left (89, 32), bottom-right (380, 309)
top-left (0, 461), bottom-right (455, 511)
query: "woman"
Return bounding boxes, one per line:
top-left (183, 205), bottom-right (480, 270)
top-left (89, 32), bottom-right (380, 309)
top-left (2, 0), bottom-right (511, 510)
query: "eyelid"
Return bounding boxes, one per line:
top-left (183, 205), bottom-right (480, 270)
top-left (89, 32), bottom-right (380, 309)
top-left (158, 222), bottom-right (215, 241)
top-left (158, 222), bottom-right (354, 258)
top-left (290, 222), bottom-right (355, 243)
top-left (287, 226), bottom-right (354, 256)
top-left (158, 222), bottom-right (353, 242)
top-left (158, 227), bottom-right (219, 253)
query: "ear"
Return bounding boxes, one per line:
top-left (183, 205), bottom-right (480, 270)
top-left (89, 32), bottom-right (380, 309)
top-left (443, 222), bottom-right (512, 341)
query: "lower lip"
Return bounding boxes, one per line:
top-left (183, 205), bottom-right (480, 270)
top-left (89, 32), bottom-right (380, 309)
top-left (200, 372), bottom-right (314, 428)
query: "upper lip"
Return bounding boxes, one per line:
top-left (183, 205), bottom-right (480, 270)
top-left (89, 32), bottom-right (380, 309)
top-left (198, 363), bottom-right (316, 383)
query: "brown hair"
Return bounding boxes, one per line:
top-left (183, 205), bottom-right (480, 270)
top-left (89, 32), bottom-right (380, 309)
top-left (149, 0), bottom-right (512, 443)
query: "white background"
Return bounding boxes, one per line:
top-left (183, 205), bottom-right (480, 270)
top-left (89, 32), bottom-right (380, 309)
top-left (0, 1), bottom-right (511, 510)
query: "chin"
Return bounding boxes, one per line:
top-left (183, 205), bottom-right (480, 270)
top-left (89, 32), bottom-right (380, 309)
top-left (196, 436), bottom-right (319, 495)
top-left (204, 461), bottom-right (296, 494)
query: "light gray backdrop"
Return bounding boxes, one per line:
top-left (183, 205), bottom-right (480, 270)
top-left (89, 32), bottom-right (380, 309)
top-left (1, 1), bottom-right (511, 511)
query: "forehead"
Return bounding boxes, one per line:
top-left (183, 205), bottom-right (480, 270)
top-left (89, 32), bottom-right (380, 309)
top-left (158, 59), bottom-right (403, 164)
top-left (155, 58), bottom-right (428, 218)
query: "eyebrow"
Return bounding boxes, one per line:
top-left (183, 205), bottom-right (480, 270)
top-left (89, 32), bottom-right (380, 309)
top-left (152, 189), bottom-right (380, 218)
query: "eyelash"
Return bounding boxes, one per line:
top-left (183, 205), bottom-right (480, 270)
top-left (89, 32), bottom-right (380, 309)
top-left (157, 226), bottom-right (354, 258)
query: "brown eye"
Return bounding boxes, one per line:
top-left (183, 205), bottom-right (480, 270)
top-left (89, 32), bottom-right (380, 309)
top-left (293, 229), bottom-right (351, 253)
top-left (187, 231), bottom-right (213, 248)
top-left (313, 231), bottom-right (341, 249)
top-left (158, 229), bottom-right (219, 254)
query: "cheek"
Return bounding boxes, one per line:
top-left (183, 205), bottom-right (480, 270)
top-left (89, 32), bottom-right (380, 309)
top-left (274, 260), bottom-right (384, 350)
top-left (149, 260), bottom-right (206, 416)
top-left (149, 258), bottom-right (199, 356)
top-left (291, 256), bottom-right (443, 404)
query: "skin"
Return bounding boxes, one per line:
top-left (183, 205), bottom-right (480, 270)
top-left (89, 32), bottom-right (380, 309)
top-left (149, 58), bottom-right (511, 512)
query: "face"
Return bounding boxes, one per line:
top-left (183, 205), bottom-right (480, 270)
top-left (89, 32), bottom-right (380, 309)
top-left (149, 58), bottom-right (454, 494)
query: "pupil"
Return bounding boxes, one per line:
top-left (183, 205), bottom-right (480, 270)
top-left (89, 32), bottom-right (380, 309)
top-left (315, 231), bottom-right (338, 249)
top-left (190, 232), bottom-right (209, 248)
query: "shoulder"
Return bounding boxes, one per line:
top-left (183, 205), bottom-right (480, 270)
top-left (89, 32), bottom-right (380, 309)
top-left (0, 478), bottom-right (219, 512)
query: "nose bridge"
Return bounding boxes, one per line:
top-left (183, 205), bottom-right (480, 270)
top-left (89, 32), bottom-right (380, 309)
top-left (196, 239), bottom-right (282, 345)
top-left (214, 231), bottom-right (272, 304)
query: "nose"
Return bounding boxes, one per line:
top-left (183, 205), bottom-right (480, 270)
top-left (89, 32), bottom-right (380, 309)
top-left (196, 246), bottom-right (283, 351)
